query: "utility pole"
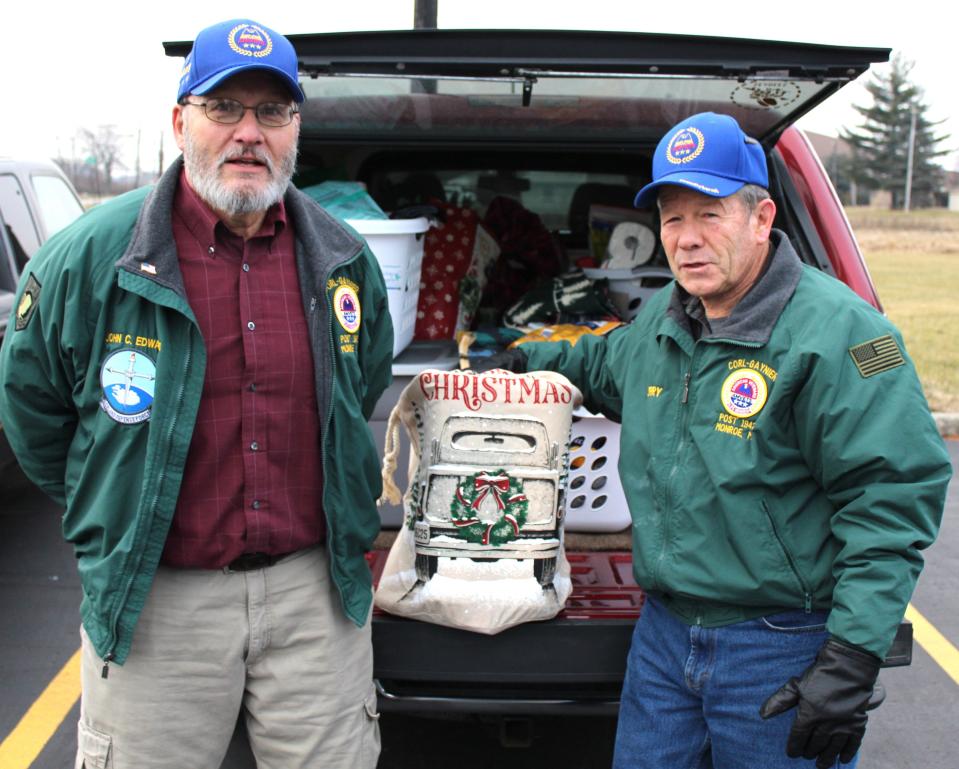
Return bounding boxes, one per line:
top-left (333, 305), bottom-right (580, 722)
top-left (413, 0), bottom-right (438, 94)
top-left (904, 103), bottom-right (917, 211)
top-left (414, 0), bottom-right (437, 29)
top-left (135, 129), bottom-right (142, 188)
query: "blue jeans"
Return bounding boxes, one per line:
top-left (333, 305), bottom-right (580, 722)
top-left (613, 596), bottom-right (859, 769)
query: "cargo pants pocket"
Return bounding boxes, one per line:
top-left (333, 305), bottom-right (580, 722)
top-left (75, 721), bottom-right (112, 769)
top-left (362, 684), bottom-right (382, 768)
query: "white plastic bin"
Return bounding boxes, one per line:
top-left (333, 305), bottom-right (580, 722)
top-left (347, 217), bottom-right (431, 357)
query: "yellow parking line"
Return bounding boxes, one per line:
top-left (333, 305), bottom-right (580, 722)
top-left (0, 648), bottom-right (81, 769)
top-left (906, 603), bottom-right (959, 686)
top-left (0, 603), bottom-right (954, 769)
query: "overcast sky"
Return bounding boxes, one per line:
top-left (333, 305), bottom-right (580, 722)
top-left (4, 1), bottom-right (956, 174)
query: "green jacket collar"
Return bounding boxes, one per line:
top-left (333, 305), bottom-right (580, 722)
top-left (115, 157), bottom-right (188, 296)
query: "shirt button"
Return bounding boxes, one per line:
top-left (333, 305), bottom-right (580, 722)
top-left (242, 263), bottom-right (250, 272)
top-left (247, 321), bottom-right (255, 331)
top-left (250, 441), bottom-right (259, 451)
top-left (208, 246), bottom-right (215, 254)
top-left (249, 383), bottom-right (257, 392)
top-left (251, 500), bottom-right (261, 509)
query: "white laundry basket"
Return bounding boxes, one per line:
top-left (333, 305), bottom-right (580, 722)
top-left (565, 409), bottom-right (630, 532)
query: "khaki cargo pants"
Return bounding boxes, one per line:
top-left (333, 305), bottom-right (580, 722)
top-left (76, 547), bottom-right (380, 769)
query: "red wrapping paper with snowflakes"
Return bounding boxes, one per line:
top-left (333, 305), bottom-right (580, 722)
top-left (376, 369), bottom-right (582, 633)
top-left (414, 205), bottom-right (500, 340)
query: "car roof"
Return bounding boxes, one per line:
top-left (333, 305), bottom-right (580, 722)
top-left (0, 158), bottom-right (68, 175)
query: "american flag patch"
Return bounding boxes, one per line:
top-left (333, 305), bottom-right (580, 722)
top-left (848, 335), bottom-right (905, 378)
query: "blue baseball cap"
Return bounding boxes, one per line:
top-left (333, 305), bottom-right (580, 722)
top-left (177, 19), bottom-right (305, 103)
top-left (634, 112), bottom-right (767, 207)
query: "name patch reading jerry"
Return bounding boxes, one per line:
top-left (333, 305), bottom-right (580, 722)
top-left (100, 349), bottom-right (157, 424)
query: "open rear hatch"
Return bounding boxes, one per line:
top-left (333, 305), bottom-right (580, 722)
top-left (167, 28), bottom-right (889, 148)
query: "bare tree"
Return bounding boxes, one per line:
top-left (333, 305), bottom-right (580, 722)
top-left (79, 125), bottom-right (124, 194)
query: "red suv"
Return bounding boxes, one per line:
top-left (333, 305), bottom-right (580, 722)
top-left (165, 27), bottom-right (907, 765)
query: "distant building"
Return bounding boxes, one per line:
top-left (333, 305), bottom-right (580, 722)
top-left (946, 170), bottom-right (959, 211)
top-left (801, 130), bottom-right (953, 209)
top-left (801, 131), bottom-right (865, 206)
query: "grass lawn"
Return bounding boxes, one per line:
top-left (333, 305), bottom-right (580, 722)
top-left (846, 207), bottom-right (959, 412)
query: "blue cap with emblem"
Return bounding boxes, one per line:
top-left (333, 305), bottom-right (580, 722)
top-left (634, 112), bottom-right (767, 207)
top-left (177, 19), bottom-right (305, 103)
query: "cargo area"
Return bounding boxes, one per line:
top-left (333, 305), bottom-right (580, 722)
top-left (317, 156), bottom-right (662, 537)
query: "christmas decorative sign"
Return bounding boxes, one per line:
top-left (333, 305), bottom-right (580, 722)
top-left (375, 369), bottom-right (582, 634)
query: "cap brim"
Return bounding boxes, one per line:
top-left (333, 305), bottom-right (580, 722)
top-left (634, 173), bottom-right (746, 208)
top-left (189, 63), bottom-right (306, 103)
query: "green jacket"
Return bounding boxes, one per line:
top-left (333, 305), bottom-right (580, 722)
top-left (523, 233), bottom-right (950, 659)
top-left (0, 158), bottom-right (393, 665)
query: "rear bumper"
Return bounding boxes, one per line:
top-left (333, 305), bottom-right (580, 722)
top-left (369, 550), bottom-right (913, 716)
top-left (372, 615), bottom-right (636, 716)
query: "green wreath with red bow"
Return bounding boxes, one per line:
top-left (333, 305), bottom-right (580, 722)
top-left (449, 469), bottom-right (529, 546)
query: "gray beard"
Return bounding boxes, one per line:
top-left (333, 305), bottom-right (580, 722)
top-left (182, 127), bottom-right (297, 216)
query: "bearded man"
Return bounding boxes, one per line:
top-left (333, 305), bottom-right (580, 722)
top-left (0, 19), bottom-right (393, 769)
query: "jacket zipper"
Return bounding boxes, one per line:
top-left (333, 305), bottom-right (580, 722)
top-left (317, 251), bottom-right (363, 561)
top-left (656, 335), bottom-right (765, 615)
top-left (657, 349), bottom-right (698, 594)
top-left (102, 312), bottom-right (195, 677)
top-left (318, 293), bottom-right (335, 549)
top-left (761, 499), bottom-right (813, 613)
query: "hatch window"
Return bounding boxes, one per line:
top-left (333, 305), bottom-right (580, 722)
top-left (300, 74), bottom-right (831, 143)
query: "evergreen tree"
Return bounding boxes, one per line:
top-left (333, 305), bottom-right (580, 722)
top-left (841, 54), bottom-right (950, 208)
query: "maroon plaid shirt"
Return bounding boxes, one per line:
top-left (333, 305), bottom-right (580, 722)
top-left (162, 173), bottom-right (325, 568)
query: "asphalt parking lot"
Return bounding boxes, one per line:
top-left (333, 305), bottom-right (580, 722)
top-left (1, 440), bottom-right (956, 769)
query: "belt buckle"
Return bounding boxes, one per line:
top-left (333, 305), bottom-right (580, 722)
top-left (225, 552), bottom-right (274, 573)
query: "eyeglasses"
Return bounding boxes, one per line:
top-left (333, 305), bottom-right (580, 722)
top-left (183, 98), bottom-right (299, 127)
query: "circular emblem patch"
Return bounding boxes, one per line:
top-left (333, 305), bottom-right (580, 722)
top-left (333, 285), bottom-right (361, 333)
top-left (100, 349), bottom-right (157, 425)
top-left (721, 368), bottom-right (768, 418)
top-left (666, 126), bottom-right (705, 165)
top-left (228, 24), bottom-right (273, 58)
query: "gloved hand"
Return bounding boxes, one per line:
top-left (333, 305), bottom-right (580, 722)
top-left (760, 638), bottom-right (881, 769)
top-left (467, 348), bottom-right (529, 374)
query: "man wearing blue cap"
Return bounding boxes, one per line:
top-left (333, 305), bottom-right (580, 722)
top-left (0, 18), bottom-right (392, 769)
top-left (479, 112), bottom-right (949, 768)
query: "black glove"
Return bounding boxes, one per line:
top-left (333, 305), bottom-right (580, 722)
top-left (760, 638), bottom-right (881, 769)
top-left (468, 348), bottom-right (529, 374)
